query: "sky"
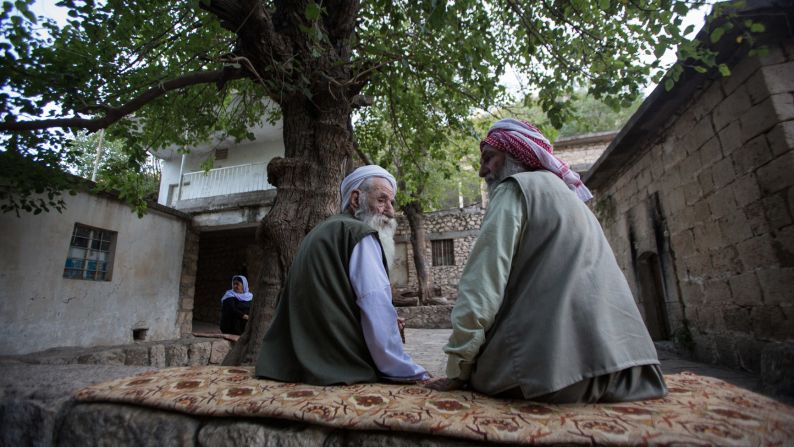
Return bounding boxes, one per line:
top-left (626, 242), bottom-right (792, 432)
top-left (498, 4), bottom-right (711, 97)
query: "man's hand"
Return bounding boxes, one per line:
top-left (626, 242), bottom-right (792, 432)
top-left (424, 377), bottom-right (467, 391)
top-left (397, 317), bottom-right (406, 343)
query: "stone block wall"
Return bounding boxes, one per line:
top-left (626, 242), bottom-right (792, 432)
top-left (555, 139), bottom-right (613, 169)
top-left (178, 227), bottom-right (200, 335)
top-left (593, 39), bottom-right (794, 375)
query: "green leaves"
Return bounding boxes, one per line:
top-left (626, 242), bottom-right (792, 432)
top-left (717, 63), bottom-right (731, 77)
top-left (304, 2), bottom-right (322, 21)
top-left (2, 0), bottom-right (769, 216)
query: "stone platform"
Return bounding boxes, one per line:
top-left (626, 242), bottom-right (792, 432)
top-left (1, 329), bottom-right (792, 446)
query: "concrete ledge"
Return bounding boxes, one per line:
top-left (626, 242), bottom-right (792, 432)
top-left (175, 189), bottom-right (276, 213)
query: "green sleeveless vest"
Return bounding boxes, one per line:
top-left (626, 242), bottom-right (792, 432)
top-left (255, 214), bottom-right (385, 385)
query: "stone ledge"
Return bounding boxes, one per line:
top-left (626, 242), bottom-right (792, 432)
top-left (57, 402), bottom-right (482, 447)
top-left (0, 336), bottom-right (231, 369)
top-left (397, 305), bottom-right (453, 329)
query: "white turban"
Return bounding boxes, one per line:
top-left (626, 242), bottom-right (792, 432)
top-left (340, 165), bottom-right (397, 211)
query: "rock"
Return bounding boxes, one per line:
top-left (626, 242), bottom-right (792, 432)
top-left (198, 420), bottom-right (333, 446)
top-left (0, 398), bottom-right (59, 447)
top-left (188, 341), bottom-right (212, 366)
top-left (57, 402), bottom-right (199, 446)
top-left (165, 343), bottom-right (189, 367)
top-left (209, 341), bottom-right (230, 365)
top-left (428, 296), bottom-right (449, 305)
top-left (0, 364), bottom-right (155, 447)
top-left (76, 349), bottom-right (125, 366)
top-left (149, 344), bottom-right (166, 368)
top-left (393, 296), bottom-right (419, 307)
top-left (123, 346), bottom-right (150, 366)
top-left (396, 305), bottom-right (453, 329)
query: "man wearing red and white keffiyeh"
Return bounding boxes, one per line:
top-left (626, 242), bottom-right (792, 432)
top-left (480, 118), bottom-right (593, 201)
top-left (427, 119), bottom-right (667, 404)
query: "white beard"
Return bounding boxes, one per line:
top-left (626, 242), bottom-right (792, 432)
top-left (486, 155), bottom-right (528, 196)
top-left (359, 212), bottom-right (397, 270)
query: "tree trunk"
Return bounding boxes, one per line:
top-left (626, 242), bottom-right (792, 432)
top-left (403, 201), bottom-right (432, 304)
top-left (223, 96), bottom-right (353, 365)
top-left (200, 0), bottom-right (362, 366)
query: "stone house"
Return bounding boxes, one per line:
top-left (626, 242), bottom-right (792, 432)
top-left (583, 0), bottom-right (793, 390)
top-left (0, 178), bottom-right (191, 355)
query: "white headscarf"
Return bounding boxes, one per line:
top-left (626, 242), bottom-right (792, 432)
top-left (340, 165), bottom-right (397, 211)
top-left (221, 275), bottom-right (253, 302)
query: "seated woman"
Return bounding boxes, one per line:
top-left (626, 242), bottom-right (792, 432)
top-left (219, 275), bottom-right (253, 335)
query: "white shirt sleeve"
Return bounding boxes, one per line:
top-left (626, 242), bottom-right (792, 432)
top-left (349, 234), bottom-right (429, 381)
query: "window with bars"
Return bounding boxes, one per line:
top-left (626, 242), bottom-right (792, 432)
top-left (431, 239), bottom-right (455, 266)
top-left (63, 224), bottom-right (116, 281)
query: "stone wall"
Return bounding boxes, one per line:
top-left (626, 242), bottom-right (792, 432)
top-left (396, 305), bottom-right (454, 329)
top-left (395, 205), bottom-right (485, 299)
top-left (178, 226), bottom-right (200, 335)
top-left (590, 39), bottom-right (794, 377)
top-left (554, 132), bottom-right (616, 171)
top-left (3, 336), bottom-right (233, 369)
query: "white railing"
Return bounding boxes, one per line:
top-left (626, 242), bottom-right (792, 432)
top-left (179, 162), bottom-right (274, 201)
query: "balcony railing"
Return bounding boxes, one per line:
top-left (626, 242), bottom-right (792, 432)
top-left (178, 162), bottom-right (274, 202)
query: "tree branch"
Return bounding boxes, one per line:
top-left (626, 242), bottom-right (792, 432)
top-left (1, 67), bottom-right (246, 133)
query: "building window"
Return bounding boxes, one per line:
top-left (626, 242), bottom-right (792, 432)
top-left (63, 224), bottom-right (116, 281)
top-left (431, 239), bottom-right (455, 266)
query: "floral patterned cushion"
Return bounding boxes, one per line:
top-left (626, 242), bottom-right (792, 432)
top-left (75, 366), bottom-right (794, 445)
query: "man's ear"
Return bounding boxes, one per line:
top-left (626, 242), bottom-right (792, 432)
top-left (349, 190), bottom-right (360, 211)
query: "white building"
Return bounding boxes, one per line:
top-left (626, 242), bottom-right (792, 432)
top-left (151, 120), bottom-right (284, 328)
top-left (0, 183), bottom-right (190, 355)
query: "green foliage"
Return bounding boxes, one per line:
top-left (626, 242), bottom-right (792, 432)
top-left (66, 130), bottom-right (161, 216)
top-left (1, 0), bottom-right (749, 215)
top-left (1, 0), bottom-right (271, 214)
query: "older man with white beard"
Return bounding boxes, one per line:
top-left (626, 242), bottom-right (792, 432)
top-left (256, 165), bottom-right (429, 385)
top-left (428, 119), bottom-right (666, 404)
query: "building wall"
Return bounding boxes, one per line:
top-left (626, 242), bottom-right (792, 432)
top-left (394, 206), bottom-right (485, 299)
top-left (555, 136), bottom-right (614, 170)
top-left (0, 191), bottom-right (188, 355)
top-left (158, 138), bottom-right (285, 206)
top-left (591, 39), bottom-right (794, 372)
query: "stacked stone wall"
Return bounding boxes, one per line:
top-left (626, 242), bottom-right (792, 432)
top-left (396, 206), bottom-right (484, 299)
top-left (594, 40), bottom-right (794, 375)
top-left (178, 227), bottom-right (200, 335)
top-left (556, 141), bottom-right (610, 168)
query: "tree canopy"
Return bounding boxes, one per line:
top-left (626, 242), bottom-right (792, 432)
top-left (2, 0), bottom-right (725, 214)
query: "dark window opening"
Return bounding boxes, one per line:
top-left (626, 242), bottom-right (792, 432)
top-left (132, 328), bottom-right (148, 341)
top-left (431, 239), bottom-right (455, 266)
